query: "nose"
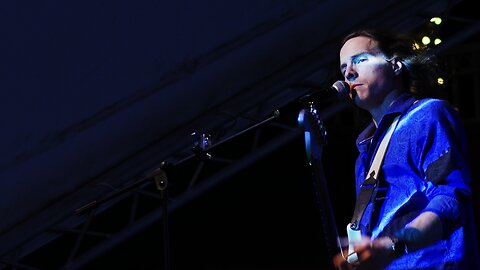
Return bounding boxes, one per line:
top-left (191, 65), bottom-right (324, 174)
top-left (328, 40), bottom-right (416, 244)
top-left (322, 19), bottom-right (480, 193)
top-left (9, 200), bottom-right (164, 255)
top-left (345, 64), bottom-right (357, 82)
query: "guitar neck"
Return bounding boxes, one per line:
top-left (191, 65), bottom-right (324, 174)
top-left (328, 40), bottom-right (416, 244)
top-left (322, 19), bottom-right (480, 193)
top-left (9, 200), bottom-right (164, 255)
top-left (310, 159), bottom-right (341, 259)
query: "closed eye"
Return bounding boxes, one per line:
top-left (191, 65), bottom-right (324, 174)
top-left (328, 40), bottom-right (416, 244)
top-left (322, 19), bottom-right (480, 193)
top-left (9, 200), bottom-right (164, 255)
top-left (352, 55), bottom-right (368, 65)
top-left (340, 53), bottom-right (370, 75)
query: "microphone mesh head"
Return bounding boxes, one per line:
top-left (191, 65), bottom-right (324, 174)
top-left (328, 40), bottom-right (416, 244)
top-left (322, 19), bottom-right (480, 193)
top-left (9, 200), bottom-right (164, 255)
top-left (332, 80), bottom-right (350, 99)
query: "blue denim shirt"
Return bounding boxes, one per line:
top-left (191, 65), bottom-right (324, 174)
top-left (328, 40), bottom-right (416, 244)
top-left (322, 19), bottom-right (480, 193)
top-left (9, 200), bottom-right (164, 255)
top-left (355, 93), bottom-right (480, 269)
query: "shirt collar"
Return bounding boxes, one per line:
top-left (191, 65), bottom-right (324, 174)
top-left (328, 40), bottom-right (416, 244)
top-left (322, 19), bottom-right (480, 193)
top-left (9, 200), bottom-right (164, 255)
top-left (356, 92), bottom-right (417, 148)
top-left (384, 92), bottom-right (417, 115)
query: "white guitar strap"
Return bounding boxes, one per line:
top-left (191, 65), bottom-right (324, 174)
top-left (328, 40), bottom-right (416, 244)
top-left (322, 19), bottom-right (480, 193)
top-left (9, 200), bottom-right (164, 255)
top-left (367, 115), bottom-right (401, 186)
top-left (346, 114), bottom-right (401, 263)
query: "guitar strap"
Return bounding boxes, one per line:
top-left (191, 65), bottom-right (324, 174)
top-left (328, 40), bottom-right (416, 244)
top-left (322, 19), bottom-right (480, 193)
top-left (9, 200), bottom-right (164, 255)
top-left (349, 115), bottom-right (401, 230)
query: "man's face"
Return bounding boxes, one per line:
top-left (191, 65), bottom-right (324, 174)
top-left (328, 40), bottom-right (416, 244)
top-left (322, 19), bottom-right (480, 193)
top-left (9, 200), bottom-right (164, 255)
top-left (339, 36), bottom-right (396, 111)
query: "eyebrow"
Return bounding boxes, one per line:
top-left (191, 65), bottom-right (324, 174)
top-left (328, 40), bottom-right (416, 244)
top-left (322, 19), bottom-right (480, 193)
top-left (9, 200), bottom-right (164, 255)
top-left (340, 52), bottom-right (369, 72)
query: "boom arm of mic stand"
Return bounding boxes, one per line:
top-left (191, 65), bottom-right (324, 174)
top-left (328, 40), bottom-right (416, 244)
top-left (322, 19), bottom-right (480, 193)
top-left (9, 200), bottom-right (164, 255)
top-left (74, 110), bottom-right (281, 216)
top-left (74, 163), bottom-right (169, 216)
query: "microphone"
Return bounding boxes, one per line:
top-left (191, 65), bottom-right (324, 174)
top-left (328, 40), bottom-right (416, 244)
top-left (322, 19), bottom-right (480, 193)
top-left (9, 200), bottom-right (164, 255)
top-left (297, 80), bottom-right (351, 102)
top-left (330, 80), bottom-right (351, 99)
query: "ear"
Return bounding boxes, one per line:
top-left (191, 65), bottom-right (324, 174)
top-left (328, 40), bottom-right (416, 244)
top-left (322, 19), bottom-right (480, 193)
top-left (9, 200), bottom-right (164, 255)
top-left (392, 59), bottom-right (403, 75)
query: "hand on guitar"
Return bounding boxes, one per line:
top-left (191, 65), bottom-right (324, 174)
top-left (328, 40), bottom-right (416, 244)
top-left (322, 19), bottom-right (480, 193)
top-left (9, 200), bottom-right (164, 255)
top-left (332, 236), bottom-right (396, 270)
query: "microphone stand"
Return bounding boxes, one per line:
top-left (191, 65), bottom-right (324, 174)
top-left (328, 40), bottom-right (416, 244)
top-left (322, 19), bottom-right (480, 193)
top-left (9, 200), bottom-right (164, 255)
top-left (74, 110), bottom-right (281, 269)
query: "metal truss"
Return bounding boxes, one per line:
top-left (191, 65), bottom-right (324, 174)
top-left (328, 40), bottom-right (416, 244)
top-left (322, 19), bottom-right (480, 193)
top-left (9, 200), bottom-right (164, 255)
top-left (0, 103), bottom-right (309, 270)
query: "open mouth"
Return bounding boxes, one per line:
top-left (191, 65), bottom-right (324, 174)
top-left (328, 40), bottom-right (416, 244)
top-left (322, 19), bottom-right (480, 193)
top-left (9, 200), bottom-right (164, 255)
top-left (349, 83), bottom-right (359, 98)
top-left (349, 83), bottom-right (361, 90)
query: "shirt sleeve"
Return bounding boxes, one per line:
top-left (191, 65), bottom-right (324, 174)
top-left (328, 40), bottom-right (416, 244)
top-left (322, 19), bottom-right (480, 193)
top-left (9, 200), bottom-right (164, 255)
top-left (416, 100), bottom-right (472, 233)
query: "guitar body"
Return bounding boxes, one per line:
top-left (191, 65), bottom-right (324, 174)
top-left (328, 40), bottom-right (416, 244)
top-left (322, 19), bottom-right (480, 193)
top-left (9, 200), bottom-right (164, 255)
top-left (346, 223), bottom-right (362, 263)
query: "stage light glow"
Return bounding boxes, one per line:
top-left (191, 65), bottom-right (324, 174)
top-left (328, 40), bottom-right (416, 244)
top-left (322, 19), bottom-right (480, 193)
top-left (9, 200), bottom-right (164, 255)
top-left (430, 17), bottom-right (442, 25)
top-left (422, 36), bottom-right (431, 45)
